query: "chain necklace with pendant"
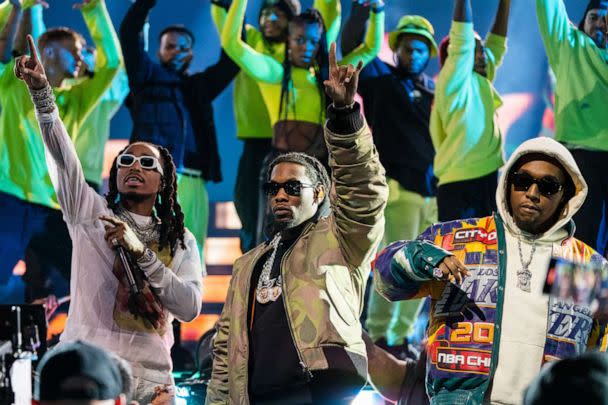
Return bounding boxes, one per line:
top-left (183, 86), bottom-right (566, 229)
top-left (516, 236), bottom-right (537, 292)
top-left (115, 205), bottom-right (161, 245)
top-left (256, 233), bottom-right (283, 304)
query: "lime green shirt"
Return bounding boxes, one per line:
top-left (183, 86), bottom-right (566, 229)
top-left (430, 21), bottom-right (506, 186)
top-left (0, 0), bottom-right (122, 209)
top-left (537, 0), bottom-right (608, 152)
top-left (212, 0), bottom-right (341, 139)
top-left (221, 0), bottom-right (384, 128)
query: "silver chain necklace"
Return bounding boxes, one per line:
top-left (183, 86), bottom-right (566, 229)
top-left (516, 236), bottom-right (537, 292)
top-left (115, 205), bottom-right (160, 245)
top-left (256, 233), bottom-right (282, 304)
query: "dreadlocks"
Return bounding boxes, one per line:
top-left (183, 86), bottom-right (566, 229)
top-left (267, 152), bottom-right (331, 206)
top-left (105, 144), bottom-right (186, 256)
top-left (278, 8), bottom-right (330, 123)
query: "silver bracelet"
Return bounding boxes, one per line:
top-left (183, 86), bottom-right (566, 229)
top-left (332, 102), bottom-right (355, 111)
top-left (29, 84), bottom-right (56, 114)
top-left (136, 247), bottom-right (156, 265)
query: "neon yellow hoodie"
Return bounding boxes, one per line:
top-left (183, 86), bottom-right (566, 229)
top-left (537, 0), bottom-right (608, 152)
top-left (211, 0), bottom-right (341, 139)
top-left (430, 21), bottom-right (506, 186)
top-left (0, 0), bottom-right (122, 209)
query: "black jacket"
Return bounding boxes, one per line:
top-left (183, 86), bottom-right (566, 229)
top-left (342, 3), bottom-right (437, 197)
top-left (120, 0), bottom-right (239, 181)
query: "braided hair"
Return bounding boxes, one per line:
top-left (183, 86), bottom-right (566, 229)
top-left (105, 144), bottom-right (186, 256)
top-left (278, 8), bottom-right (330, 124)
top-left (267, 152), bottom-right (331, 210)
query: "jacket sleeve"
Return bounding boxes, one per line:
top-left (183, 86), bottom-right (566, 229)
top-left (0, 1), bottom-right (10, 30)
top-left (189, 49), bottom-right (239, 103)
top-left (205, 271), bottom-right (237, 404)
top-left (373, 224), bottom-right (453, 302)
top-left (484, 32), bottom-right (507, 83)
top-left (326, 103), bottom-right (388, 268)
top-left (221, 0), bottom-right (283, 84)
top-left (439, 21), bottom-right (475, 98)
top-left (69, 0), bottom-right (122, 123)
top-left (119, 0), bottom-right (154, 87)
top-left (33, 95), bottom-right (108, 225)
top-left (340, 8), bottom-right (384, 68)
top-left (341, 1), bottom-right (370, 55)
top-left (313, 0), bottom-right (341, 45)
top-left (536, 0), bottom-right (577, 70)
top-left (138, 232), bottom-right (203, 322)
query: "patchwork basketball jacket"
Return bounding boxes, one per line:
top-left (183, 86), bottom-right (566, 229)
top-left (374, 137), bottom-right (608, 404)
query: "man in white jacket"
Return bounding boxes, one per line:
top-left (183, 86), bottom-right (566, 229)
top-left (15, 35), bottom-right (203, 404)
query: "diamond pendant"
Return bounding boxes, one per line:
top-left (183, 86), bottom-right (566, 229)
top-left (268, 285), bottom-right (282, 302)
top-left (256, 287), bottom-right (270, 304)
top-left (516, 268), bottom-right (532, 292)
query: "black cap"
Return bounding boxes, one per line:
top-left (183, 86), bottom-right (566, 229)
top-left (35, 341), bottom-right (123, 401)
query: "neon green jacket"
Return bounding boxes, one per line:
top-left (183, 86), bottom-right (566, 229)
top-left (221, 0), bottom-right (383, 128)
top-left (0, 0), bottom-right (122, 209)
top-left (430, 21), bottom-right (506, 186)
top-left (212, 0), bottom-right (341, 139)
top-left (537, 0), bottom-right (608, 152)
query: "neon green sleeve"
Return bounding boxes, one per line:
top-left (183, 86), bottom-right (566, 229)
top-left (536, 0), bottom-right (577, 70)
top-left (313, 0), bottom-right (341, 45)
top-left (0, 2), bottom-right (10, 30)
top-left (221, 0), bottom-right (283, 84)
top-left (439, 21), bottom-right (475, 98)
top-left (70, 0), bottom-right (122, 123)
top-left (30, 4), bottom-right (45, 42)
top-left (340, 9), bottom-right (384, 67)
top-left (211, 4), bottom-right (226, 36)
top-left (484, 32), bottom-right (507, 83)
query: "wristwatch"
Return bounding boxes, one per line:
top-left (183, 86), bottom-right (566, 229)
top-left (137, 247), bottom-right (156, 264)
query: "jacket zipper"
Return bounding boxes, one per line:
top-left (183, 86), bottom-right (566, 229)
top-left (280, 223), bottom-right (315, 381)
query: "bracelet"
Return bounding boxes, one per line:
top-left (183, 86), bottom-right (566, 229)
top-left (136, 247), bottom-right (156, 265)
top-left (29, 84), bottom-right (56, 114)
top-left (332, 102), bottom-right (356, 111)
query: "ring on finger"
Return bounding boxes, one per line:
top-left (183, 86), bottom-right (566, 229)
top-left (112, 237), bottom-right (118, 247)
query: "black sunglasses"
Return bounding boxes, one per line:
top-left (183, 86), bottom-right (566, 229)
top-left (510, 171), bottom-right (563, 197)
top-left (263, 180), bottom-right (315, 197)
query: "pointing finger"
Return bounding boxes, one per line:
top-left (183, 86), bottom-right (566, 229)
top-left (26, 35), bottom-right (41, 65)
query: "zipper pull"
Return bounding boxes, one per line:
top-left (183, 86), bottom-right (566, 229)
top-left (300, 361), bottom-right (313, 381)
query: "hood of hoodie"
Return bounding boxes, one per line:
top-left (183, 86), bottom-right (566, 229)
top-left (495, 137), bottom-right (588, 241)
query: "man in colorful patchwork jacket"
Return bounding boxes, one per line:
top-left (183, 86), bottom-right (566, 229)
top-left (206, 44), bottom-right (388, 404)
top-left (374, 136), bottom-right (608, 404)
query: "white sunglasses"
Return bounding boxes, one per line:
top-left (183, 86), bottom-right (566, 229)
top-left (116, 153), bottom-right (164, 176)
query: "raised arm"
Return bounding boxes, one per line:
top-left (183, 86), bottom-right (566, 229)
top-left (340, 1), bottom-right (384, 68)
top-left (221, 0), bottom-right (283, 84)
top-left (313, 0), bottom-right (341, 44)
top-left (491, 0), bottom-right (511, 37)
top-left (119, 0), bottom-right (154, 86)
top-left (71, 0), bottom-right (123, 120)
top-left (210, 0), bottom-right (231, 36)
top-left (16, 35), bottom-right (107, 224)
top-left (0, 0), bottom-right (23, 63)
top-left (536, 0), bottom-right (578, 69)
top-left (341, 1), bottom-right (370, 56)
top-left (323, 43), bottom-right (388, 268)
top-left (454, 0), bottom-right (472, 23)
top-left (13, 4), bottom-right (47, 59)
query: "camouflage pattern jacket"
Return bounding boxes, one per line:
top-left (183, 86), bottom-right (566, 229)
top-left (206, 105), bottom-right (388, 404)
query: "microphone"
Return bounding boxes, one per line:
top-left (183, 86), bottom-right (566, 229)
top-left (117, 246), bottom-right (140, 294)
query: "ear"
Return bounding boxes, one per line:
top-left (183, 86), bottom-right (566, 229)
top-left (315, 186), bottom-right (325, 204)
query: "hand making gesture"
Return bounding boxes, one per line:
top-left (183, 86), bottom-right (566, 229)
top-left (14, 34), bottom-right (48, 90)
top-left (323, 42), bottom-right (363, 108)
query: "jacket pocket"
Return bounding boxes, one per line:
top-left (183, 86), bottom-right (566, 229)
top-left (324, 266), bottom-right (358, 326)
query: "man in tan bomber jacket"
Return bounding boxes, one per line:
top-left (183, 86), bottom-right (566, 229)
top-left (206, 43), bottom-right (388, 404)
